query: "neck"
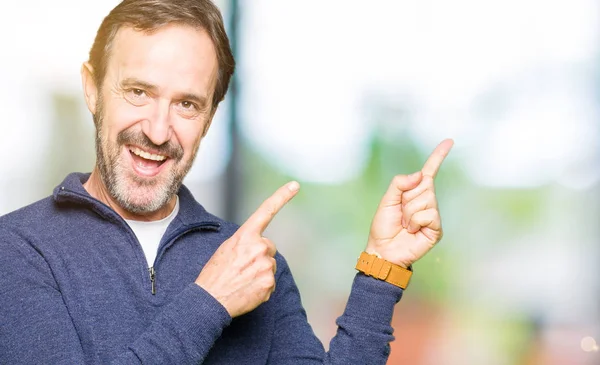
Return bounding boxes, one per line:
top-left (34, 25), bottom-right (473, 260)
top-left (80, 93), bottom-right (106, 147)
top-left (83, 166), bottom-right (177, 222)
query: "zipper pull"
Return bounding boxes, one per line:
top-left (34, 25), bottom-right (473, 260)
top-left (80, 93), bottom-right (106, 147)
top-left (149, 267), bottom-right (156, 295)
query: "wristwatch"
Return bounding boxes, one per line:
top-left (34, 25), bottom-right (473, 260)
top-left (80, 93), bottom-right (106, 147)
top-left (355, 251), bottom-right (413, 289)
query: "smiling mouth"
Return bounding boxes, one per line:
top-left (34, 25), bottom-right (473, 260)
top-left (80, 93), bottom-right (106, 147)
top-left (128, 146), bottom-right (169, 175)
top-left (129, 146), bottom-right (167, 162)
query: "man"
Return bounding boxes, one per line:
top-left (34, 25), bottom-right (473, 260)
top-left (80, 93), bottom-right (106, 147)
top-left (0, 0), bottom-right (453, 364)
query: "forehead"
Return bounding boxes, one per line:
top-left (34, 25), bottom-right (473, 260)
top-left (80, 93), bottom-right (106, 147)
top-left (106, 24), bottom-right (218, 95)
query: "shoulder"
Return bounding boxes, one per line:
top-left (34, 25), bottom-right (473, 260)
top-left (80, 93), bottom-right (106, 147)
top-left (0, 192), bottom-right (99, 256)
top-left (0, 197), bottom-right (61, 281)
top-left (0, 196), bottom-right (60, 237)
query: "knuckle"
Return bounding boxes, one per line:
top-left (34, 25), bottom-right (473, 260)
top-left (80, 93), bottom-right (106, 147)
top-left (265, 199), bottom-right (280, 218)
top-left (404, 199), bottom-right (417, 213)
top-left (271, 258), bottom-right (277, 273)
top-left (409, 212), bottom-right (420, 223)
top-left (392, 174), bottom-right (407, 186)
top-left (266, 206), bottom-right (277, 219)
top-left (255, 241), bottom-right (269, 256)
top-left (256, 257), bottom-right (274, 272)
top-left (428, 210), bottom-right (440, 223)
top-left (264, 283), bottom-right (276, 301)
top-left (260, 275), bottom-right (275, 291)
top-left (265, 275), bottom-right (275, 288)
top-left (264, 239), bottom-right (277, 256)
top-left (423, 175), bottom-right (434, 185)
top-left (401, 190), bottom-right (410, 202)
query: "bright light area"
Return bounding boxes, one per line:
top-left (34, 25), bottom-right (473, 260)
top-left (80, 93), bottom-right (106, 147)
top-left (240, 0), bottom-right (599, 186)
top-left (1, 0), bottom-right (597, 189)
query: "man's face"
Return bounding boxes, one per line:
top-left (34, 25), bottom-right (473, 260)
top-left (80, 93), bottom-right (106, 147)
top-left (92, 24), bottom-right (218, 215)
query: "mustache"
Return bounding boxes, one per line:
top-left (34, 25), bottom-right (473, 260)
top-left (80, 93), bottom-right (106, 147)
top-left (117, 129), bottom-right (184, 160)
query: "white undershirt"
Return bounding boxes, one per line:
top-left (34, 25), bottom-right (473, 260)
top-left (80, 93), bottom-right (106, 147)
top-left (125, 196), bottom-right (180, 268)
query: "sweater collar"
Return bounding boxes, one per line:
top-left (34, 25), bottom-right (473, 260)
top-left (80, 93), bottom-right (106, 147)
top-left (53, 172), bottom-right (222, 230)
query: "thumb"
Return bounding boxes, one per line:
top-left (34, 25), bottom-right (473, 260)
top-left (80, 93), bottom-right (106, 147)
top-left (380, 172), bottom-right (422, 206)
top-left (397, 171), bottom-right (422, 190)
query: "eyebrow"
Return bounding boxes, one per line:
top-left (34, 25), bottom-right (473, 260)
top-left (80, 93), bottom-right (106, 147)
top-left (177, 92), bottom-right (210, 111)
top-left (120, 77), bottom-right (158, 93)
top-left (120, 77), bottom-right (210, 110)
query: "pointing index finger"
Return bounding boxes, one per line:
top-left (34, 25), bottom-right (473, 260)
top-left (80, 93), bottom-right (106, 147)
top-left (421, 139), bottom-right (454, 178)
top-left (240, 181), bottom-right (300, 235)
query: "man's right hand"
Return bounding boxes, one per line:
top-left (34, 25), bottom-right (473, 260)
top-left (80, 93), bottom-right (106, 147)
top-left (195, 181), bottom-right (300, 318)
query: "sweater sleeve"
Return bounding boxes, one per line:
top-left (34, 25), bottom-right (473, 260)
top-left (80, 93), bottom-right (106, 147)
top-left (0, 230), bottom-right (231, 365)
top-left (267, 256), bottom-right (403, 364)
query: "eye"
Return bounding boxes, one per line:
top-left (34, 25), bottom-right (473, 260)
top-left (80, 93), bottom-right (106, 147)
top-left (181, 101), bottom-right (196, 110)
top-left (176, 100), bottom-right (201, 118)
top-left (124, 88), bottom-right (150, 106)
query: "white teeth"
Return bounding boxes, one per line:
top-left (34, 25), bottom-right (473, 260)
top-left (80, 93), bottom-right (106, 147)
top-left (130, 147), bottom-right (167, 161)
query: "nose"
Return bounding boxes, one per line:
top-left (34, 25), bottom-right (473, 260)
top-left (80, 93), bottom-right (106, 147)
top-left (142, 98), bottom-right (173, 146)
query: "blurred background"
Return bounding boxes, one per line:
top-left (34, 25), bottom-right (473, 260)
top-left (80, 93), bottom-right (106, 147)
top-left (0, 1), bottom-right (598, 364)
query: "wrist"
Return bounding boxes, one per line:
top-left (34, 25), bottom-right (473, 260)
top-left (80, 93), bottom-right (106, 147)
top-left (364, 246), bottom-right (411, 269)
top-left (355, 251), bottom-right (413, 289)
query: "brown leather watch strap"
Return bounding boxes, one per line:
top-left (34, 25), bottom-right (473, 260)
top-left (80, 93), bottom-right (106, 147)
top-left (355, 252), bottom-right (413, 289)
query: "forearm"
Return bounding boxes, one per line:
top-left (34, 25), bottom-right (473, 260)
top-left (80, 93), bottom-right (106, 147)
top-left (114, 283), bottom-right (231, 364)
top-left (268, 259), bottom-right (402, 365)
top-left (326, 273), bottom-right (402, 364)
top-left (1, 282), bottom-right (230, 365)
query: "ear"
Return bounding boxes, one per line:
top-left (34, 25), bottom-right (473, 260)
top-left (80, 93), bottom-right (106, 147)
top-left (81, 62), bottom-right (99, 116)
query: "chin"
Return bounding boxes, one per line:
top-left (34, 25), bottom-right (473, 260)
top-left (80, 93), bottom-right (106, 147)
top-left (113, 173), bottom-right (175, 215)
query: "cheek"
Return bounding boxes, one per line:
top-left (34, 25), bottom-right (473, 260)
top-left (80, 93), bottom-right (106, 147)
top-left (172, 119), bottom-right (205, 156)
top-left (103, 99), bottom-right (150, 139)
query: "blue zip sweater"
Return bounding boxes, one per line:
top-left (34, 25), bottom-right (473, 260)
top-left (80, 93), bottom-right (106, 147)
top-left (0, 173), bottom-right (403, 364)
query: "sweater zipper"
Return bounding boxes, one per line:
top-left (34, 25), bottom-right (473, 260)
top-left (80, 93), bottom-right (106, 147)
top-left (57, 190), bottom-right (156, 292)
top-left (149, 222), bottom-right (221, 295)
top-left (149, 267), bottom-right (156, 295)
top-left (56, 187), bottom-right (222, 296)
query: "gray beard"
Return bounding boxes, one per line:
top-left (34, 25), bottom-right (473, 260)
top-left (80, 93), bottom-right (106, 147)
top-left (92, 103), bottom-right (194, 216)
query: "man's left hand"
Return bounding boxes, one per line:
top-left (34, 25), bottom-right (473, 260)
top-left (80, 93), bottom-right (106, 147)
top-left (365, 139), bottom-right (454, 269)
